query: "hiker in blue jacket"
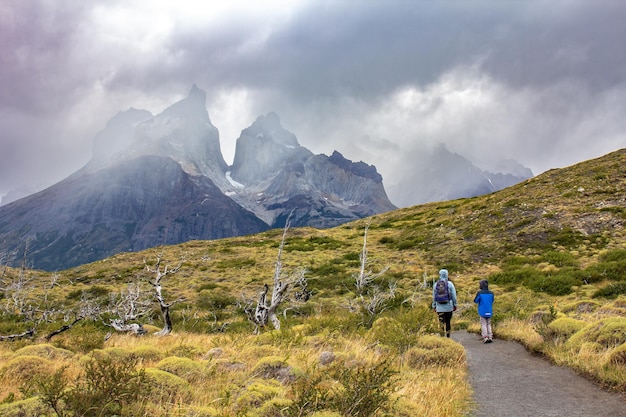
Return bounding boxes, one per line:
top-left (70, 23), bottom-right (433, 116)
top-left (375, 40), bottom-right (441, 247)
top-left (474, 279), bottom-right (495, 343)
top-left (432, 269), bottom-right (457, 337)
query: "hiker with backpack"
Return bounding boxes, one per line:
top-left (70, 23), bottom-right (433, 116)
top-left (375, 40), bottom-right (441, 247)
top-left (432, 269), bottom-right (457, 337)
top-left (474, 279), bottom-right (495, 343)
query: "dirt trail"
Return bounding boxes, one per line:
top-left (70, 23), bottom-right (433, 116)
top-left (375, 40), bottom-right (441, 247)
top-left (452, 331), bottom-right (626, 417)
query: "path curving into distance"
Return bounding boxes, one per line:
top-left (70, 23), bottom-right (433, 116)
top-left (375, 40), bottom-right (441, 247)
top-left (452, 331), bottom-right (626, 417)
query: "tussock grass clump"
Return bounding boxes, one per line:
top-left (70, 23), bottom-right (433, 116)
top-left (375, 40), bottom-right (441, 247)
top-left (13, 343), bottom-right (74, 361)
top-left (560, 299), bottom-right (601, 315)
top-left (1, 355), bottom-right (54, 385)
top-left (133, 345), bottom-right (165, 363)
top-left (403, 335), bottom-right (465, 368)
top-left (252, 356), bottom-right (297, 383)
top-left (608, 343), bottom-right (626, 367)
top-left (545, 317), bottom-right (586, 342)
top-left (0, 397), bottom-right (49, 417)
top-left (233, 378), bottom-right (285, 414)
top-left (144, 368), bottom-right (192, 403)
top-left (496, 318), bottom-right (544, 352)
top-left (155, 356), bottom-right (213, 383)
top-left (567, 318), bottom-right (626, 349)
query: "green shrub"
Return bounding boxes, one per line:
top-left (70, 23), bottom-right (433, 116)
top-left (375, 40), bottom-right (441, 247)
top-left (365, 306), bottom-right (434, 352)
top-left (51, 323), bottom-right (106, 353)
top-left (66, 285), bottom-right (111, 301)
top-left (197, 288), bottom-right (236, 310)
top-left (32, 354), bottom-right (151, 416)
top-left (68, 354), bottom-right (150, 415)
top-left (526, 269), bottom-right (578, 296)
top-left (285, 357), bottom-right (397, 417)
top-left (599, 249), bottom-right (626, 263)
top-left (592, 282), bottom-right (626, 299)
top-left (541, 251), bottom-right (578, 267)
top-left (584, 258), bottom-right (626, 283)
top-left (366, 317), bottom-right (403, 348)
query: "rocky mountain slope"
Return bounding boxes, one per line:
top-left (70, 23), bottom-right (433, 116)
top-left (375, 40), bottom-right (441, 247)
top-left (0, 86), bottom-right (395, 271)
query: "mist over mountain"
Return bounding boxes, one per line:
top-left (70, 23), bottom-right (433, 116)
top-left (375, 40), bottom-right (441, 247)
top-left (0, 86), bottom-right (397, 270)
top-left (387, 144), bottom-right (533, 207)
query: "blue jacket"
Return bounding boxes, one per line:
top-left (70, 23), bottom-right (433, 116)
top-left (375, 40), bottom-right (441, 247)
top-left (474, 287), bottom-right (494, 318)
top-left (432, 269), bottom-right (457, 312)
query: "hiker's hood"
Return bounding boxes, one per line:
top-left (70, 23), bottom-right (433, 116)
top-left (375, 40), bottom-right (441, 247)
top-left (439, 269), bottom-right (449, 280)
top-left (480, 279), bottom-right (489, 290)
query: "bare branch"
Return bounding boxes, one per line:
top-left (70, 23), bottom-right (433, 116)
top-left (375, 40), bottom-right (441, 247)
top-left (145, 255), bottom-right (184, 336)
top-left (245, 211), bottom-right (310, 333)
top-left (0, 328), bottom-right (36, 341)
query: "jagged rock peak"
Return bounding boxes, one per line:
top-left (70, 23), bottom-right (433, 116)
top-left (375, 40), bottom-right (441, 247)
top-left (104, 107), bottom-right (153, 129)
top-left (328, 151), bottom-right (383, 182)
top-left (160, 84), bottom-right (211, 122)
top-left (244, 112), bottom-right (299, 147)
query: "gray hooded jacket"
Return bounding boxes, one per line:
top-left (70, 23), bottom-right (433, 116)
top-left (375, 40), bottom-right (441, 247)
top-left (432, 269), bottom-right (457, 312)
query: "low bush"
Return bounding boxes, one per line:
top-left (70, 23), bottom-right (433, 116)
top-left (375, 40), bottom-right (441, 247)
top-left (592, 282), bottom-right (626, 299)
top-left (285, 356), bottom-right (397, 417)
top-left (32, 354), bottom-right (152, 416)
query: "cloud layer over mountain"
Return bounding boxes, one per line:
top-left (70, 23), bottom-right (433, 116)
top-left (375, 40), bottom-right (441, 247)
top-left (1, 0), bottom-right (625, 199)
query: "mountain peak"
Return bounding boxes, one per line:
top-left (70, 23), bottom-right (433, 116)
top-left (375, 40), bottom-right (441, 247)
top-left (246, 112), bottom-right (299, 148)
top-left (160, 85), bottom-right (210, 121)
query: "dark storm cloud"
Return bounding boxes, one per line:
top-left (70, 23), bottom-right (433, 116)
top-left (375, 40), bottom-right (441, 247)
top-left (1, 0), bottom-right (626, 199)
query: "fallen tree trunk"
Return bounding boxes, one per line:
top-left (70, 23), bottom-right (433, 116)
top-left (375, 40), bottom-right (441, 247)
top-left (108, 319), bottom-right (147, 336)
top-left (0, 328), bottom-right (35, 341)
top-left (44, 317), bottom-right (83, 341)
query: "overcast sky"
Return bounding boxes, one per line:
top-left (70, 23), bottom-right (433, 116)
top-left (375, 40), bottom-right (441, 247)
top-left (1, 0), bottom-right (626, 198)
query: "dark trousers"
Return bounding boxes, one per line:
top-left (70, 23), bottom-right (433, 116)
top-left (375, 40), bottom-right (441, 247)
top-left (438, 311), bottom-right (453, 336)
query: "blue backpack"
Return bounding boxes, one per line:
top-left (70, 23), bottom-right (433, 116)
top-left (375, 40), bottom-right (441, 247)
top-left (434, 279), bottom-right (450, 303)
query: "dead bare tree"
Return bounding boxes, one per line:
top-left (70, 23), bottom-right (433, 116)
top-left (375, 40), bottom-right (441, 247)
top-left (245, 214), bottom-right (308, 333)
top-left (106, 282), bottom-right (152, 336)
top-left (349, 220), bottom-right (394, 315)
top-left (145, 256), bottom-right (183, 336)
top-left (354, 221), bottom-right (389, 294)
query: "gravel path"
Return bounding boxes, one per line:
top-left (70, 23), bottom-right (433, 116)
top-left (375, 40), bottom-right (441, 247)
top-left (452, 331), bottom-right (626, 417)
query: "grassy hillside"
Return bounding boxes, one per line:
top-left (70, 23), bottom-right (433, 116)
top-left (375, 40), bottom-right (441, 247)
top-left (0, 148), bottom-right (624, 416)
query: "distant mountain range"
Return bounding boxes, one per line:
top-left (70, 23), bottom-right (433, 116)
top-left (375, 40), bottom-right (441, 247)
top-left (0, 86), bottom-right (532, 271)
top-left (386, 143), bottom-right (533, 207)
